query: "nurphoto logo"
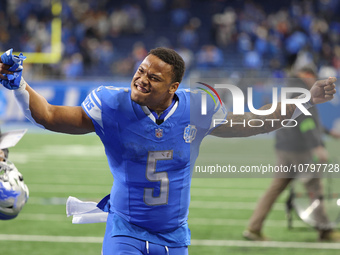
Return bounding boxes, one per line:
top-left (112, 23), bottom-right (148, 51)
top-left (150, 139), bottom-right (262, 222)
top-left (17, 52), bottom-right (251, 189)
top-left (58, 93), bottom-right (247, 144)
top-left (197, 82), bottom-right (312, 128)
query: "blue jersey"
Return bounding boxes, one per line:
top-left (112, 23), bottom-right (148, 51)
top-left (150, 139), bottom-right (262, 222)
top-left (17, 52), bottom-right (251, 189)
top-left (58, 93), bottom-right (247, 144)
top-left (82, 86), bottom-right (226, 247)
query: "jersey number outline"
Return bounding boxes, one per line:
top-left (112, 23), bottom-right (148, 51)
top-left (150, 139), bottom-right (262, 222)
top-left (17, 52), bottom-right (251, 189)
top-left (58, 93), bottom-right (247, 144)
top-left (144, 150), bottom-right (173, 206)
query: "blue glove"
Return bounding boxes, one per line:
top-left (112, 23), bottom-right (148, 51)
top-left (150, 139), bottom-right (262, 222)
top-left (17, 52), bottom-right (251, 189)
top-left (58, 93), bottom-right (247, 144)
top-left (0, 49), bottom-right (26, 90)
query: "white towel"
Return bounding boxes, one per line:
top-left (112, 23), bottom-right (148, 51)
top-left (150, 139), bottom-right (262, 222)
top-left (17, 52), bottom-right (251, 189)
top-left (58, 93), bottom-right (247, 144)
top-left (66, 196), bottom-right (108, 224)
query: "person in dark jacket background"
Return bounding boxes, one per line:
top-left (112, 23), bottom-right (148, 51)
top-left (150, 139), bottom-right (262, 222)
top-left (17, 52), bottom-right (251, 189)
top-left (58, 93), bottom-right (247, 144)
top-left (244, 65), bottom-right (340, 242)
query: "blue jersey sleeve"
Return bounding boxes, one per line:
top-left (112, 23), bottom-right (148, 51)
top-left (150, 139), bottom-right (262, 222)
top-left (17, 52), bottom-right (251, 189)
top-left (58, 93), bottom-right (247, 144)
top-left (81, 86), bottom-right (105, 135)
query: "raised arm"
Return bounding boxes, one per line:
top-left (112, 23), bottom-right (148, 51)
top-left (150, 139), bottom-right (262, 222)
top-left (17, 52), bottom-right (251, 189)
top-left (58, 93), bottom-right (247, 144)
top-left (0, 50), bottom-right (94, 134)
top-left (211, 77), bottom-right (337, 138)
top-left (22, 82), bottom-right (95, 134)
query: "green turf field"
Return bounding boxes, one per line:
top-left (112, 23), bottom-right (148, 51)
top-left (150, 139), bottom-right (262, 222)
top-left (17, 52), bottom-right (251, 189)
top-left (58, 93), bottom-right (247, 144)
top-left (1, 132), bottom-right (340, 254)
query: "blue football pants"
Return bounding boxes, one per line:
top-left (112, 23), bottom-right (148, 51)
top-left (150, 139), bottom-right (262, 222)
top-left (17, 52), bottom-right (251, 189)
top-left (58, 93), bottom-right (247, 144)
top-left (102, 214), bottom-right (188, 255)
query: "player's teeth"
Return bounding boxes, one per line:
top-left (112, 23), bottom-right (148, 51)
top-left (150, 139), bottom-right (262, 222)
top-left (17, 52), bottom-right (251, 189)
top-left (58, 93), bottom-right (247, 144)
top-left (137, 85), bottom-right (147, 93)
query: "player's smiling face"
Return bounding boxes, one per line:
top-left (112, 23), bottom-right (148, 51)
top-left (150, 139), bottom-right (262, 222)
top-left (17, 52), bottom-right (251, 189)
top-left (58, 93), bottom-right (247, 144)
top-left (131, 54), bottom-right (179, 112)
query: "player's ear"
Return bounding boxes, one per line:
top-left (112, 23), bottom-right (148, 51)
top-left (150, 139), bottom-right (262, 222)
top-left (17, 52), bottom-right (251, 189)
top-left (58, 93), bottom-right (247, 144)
top-left (169, 82), bottom-right (179, 94)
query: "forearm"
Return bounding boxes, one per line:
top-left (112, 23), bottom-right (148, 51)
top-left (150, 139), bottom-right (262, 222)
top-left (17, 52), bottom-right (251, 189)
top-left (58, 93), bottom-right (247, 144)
top-left (25, 83), bottom-right (53, 126)
top-left (13, 79), bottom-right (46, 129)
top-left (14, 79), bottom-right (94, 134)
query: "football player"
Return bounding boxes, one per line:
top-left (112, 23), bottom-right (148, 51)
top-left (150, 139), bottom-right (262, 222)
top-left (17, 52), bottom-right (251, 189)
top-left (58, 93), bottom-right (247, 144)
top-left (0, 47), bottom-right (336, 254)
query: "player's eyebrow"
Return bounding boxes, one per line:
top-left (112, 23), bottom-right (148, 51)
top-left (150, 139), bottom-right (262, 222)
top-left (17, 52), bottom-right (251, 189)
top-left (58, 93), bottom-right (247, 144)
top-left (139, 63), bottom-right (165, 81)
top-left (147, 69), bottom-right (164, 81)
top-left (149, 73), bottom-right (163, 81)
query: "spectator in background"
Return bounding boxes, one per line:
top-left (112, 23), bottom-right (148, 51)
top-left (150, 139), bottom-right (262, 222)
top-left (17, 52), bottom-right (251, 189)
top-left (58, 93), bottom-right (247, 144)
top-left (97, 40), bottom-right (117, 76)
top-left (176, 46), bottom-right (194, 71)
top-left (291, 46), bottom-right (315, 71)
top-left (109, 7), bottom-right (129, 37)
top-left (332, 45), bottom-right (340, 73)
top-left (237, 32), bottom-right (252, 53)
top-left (318, 65), bottom-right (338, 79)
top-left (254, 26), bottom-right (269, 56)
top-left (212, 7), bottom-right (237, 47)
top-left (64, 36), bottom-right (80, 57)
top-left (177, 18), bottom-right (200, 50)
top-left (3, 0), bottom-right (340, 79)
top-left (269, 58), bottom-right (286, 79)
top-left (196, 44), bottom-right (224, 69)
top-left (170, 0), bottom-right (190, 28)
top-left (243, 65), bottom-right (340, 242)
top-left (131, 42), bottom-right (148, 73)
top-left (125, 4), bottom-right (145, 34)
top-left (0, 11), bottom-right (10, 49)
top-left (243, 48), bottom-right (263, 70)
top-left (318, 0), bottom-right (340, 14)
top-left (61, 53), bottom-right (84, 79)
top-left (147, 0), bottom-right (166, 12)
top-left (113, 42), bottom-right (148, 77)
top-left (285, 28), bottom-right (309, 66)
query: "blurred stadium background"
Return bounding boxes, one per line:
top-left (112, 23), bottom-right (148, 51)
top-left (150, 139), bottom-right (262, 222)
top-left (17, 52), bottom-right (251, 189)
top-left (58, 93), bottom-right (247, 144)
top-left (1, 0), bottom-right (340, 254)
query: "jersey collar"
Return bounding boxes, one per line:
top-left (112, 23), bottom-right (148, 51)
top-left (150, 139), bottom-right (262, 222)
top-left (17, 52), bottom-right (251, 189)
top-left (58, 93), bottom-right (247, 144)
top-left (141, 95), bottom-right (179, 124)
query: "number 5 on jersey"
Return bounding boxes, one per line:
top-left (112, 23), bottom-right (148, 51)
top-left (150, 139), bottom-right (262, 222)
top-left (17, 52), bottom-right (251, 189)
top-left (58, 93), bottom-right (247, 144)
top-left (144, 150), bottom-right (173, 206)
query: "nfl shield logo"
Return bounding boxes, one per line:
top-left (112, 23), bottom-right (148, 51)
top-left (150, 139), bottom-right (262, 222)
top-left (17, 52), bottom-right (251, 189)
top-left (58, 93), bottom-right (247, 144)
top-left (155, 128), bottom-right (163, 138)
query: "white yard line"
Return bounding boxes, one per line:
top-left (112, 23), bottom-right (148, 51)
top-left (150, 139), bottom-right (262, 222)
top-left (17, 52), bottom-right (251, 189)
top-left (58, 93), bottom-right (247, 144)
top-left (0, 234), bottom-right (339, 250)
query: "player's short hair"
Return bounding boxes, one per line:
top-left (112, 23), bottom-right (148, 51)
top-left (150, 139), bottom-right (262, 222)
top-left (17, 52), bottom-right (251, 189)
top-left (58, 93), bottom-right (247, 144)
top-left (148, 47), bottom-right (185, 84)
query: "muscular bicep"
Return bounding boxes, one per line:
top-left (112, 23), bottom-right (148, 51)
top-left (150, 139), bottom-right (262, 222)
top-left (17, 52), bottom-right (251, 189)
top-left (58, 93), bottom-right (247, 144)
top-left (39, 105), bottom-right (95, 134)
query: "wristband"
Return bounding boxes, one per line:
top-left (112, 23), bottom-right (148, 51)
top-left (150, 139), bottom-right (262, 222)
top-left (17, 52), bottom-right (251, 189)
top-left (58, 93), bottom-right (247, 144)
top-left (14, 77), bottom-right (45, 129)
